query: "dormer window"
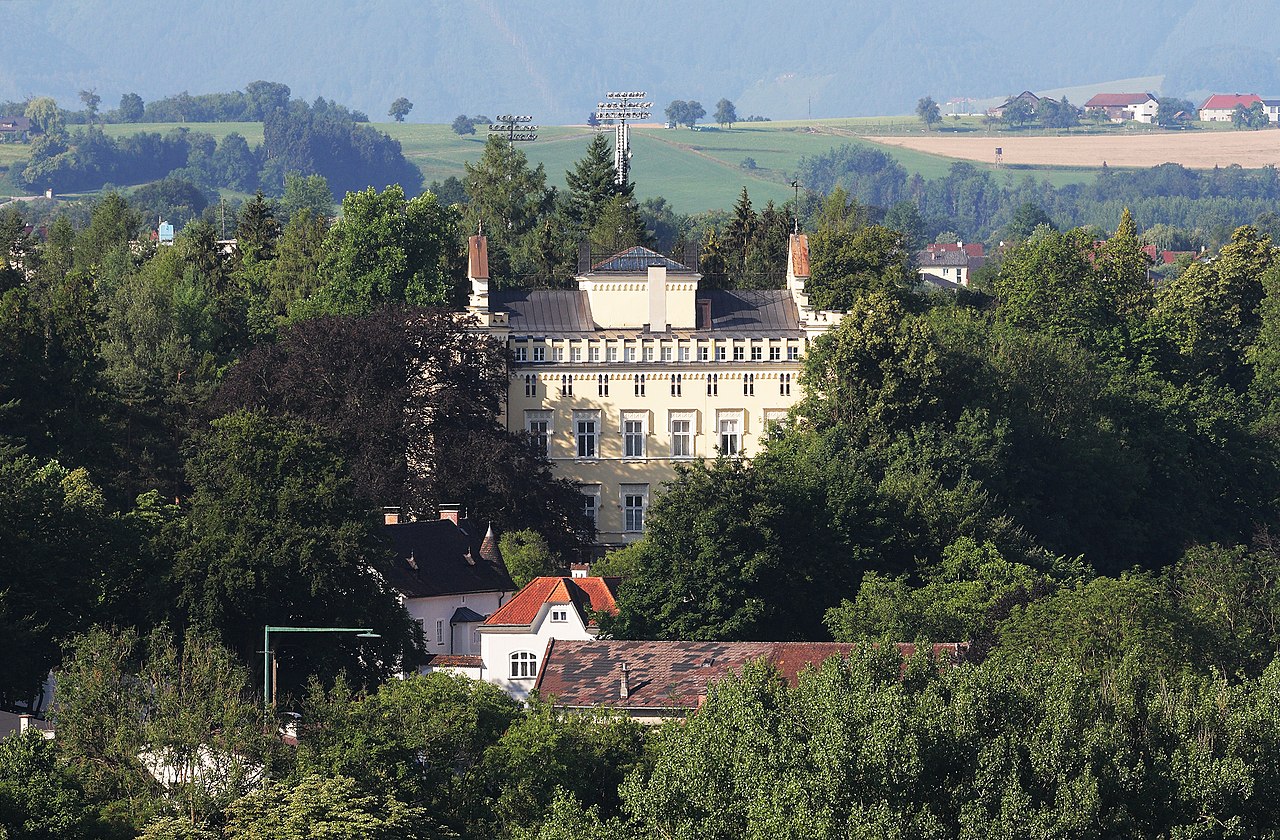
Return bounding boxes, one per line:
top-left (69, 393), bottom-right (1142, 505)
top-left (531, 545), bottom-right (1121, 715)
top-left (550, 607), bottom-right (569, 623)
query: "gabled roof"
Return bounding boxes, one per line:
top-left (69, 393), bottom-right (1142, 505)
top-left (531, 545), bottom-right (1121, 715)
top-left (703, 289), bottom-right (801, 332)
top-left (384, 519), bottom-right (516, 599)
top-left (789, 233), bottom-right (811, 277)
top-left (491, 289), bottom-right (595, 333)
top-left (1200, 94), bottom-right (1262, 111)
top-left (926, 242), bottom-right (984, 257)
top-left (1084, 93), bottom-right (1156, 108)
top-left (916, 249), bottom-right (969, 267)
top-left (0, 116), bottom-right (32, 132)
top-left (483, 576), bottom-right (620, 628)
top-left (534, 640), bottom-right (969, 711)
top-left (590, 246), bottom-right (693, 273)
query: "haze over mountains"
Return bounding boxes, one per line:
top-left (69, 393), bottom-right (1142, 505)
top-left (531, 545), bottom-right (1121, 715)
top-left (3, 0), bottom-right (1279, 122)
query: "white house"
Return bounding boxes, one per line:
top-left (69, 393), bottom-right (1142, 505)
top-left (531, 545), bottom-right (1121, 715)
top-left (1082, 93), bottom-right (1158, 123)
top-left (1199, 93), bottom-right (1262, 122)
top-left (383, 506), bottom-right (518, 676)
top-left (477, 576), bottom-right (620, 700)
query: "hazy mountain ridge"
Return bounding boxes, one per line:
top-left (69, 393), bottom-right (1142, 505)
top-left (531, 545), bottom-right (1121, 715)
top-left (2, 0), bottom-right (1278, 121)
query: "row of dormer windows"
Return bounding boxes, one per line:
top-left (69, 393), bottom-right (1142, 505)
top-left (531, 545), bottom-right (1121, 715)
top-left (522, 373), bottom-right (792, 398)
top-left (511, 338), bottom-right (803, 364)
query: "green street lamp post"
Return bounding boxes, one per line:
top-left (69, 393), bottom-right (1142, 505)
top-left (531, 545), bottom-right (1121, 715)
top-left (261, 625), bottom-right (381, 713)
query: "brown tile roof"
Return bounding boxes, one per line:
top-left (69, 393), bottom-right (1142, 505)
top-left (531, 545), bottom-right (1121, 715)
top-left (534, 640), bottom-right (968, 711)
top-left (468, 235), bottom-right (489, 280)
top-left (423, 654), bottom-right (482, 668)
top-left (789, 233), bottom-right (810, 278)
top-left (483, 576), bottom-right (620, 627)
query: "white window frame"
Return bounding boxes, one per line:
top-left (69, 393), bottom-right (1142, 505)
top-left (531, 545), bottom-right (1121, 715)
top-left (510, 651), bottom-right (538, 678)
top-left (751, 345), bottom-right (762, 361)
top-left (574, 410), bottom-right (600, 459)
top-left (670, 410), bottom-right (696, 459)
top-left (533, 344), bottom-right (546, 362)
top-left (621, 484), bottom-right (649, 533)
top-left (524, 375), bottom-right (536, 398)
top-left (770, 345), bottom-right (781, 361)
top-left (525, 410), bottom-right (552, 456)
top-left (622, 410), bottom-right (647, 459)
top-left (435, 619), bottom-right (444, 646)
top-left (550, 607), bottom-right (569, 623)
top-left (580, 485), bottom-right (600, 531)
top-left (514, 345), bottom-right (528, 362)
top-left (718, 410), bottom-right (744, 457)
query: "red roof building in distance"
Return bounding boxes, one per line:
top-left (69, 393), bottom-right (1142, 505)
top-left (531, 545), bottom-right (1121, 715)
top-left (925, 241), bottom-right (985, 258)
top-left (534, 640), bottom-right (969, 723)
top-left (1083, 93), bottom-right (1159, 124)
top-left (483, 575), bottom-right (619, 628)
top-left (1199, 94), bottom-right (1263, 122)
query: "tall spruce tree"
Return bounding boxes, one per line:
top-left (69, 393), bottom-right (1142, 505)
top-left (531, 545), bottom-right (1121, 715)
top-left (565, 133), bottom-right (633, 233)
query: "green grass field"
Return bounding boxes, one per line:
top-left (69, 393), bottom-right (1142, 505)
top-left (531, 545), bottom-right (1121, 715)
top-left (0, 118), bottom-right (1186, 211)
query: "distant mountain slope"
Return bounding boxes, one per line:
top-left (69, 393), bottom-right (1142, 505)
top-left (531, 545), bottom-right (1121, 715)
top-left (1, 1), bottom-right (1278, 122)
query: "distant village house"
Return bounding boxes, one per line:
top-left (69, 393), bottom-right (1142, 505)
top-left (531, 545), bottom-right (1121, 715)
top-left (1198, 94), bottom-right (1263, 122)
top-left (1082, 93), bottom-right (1158, 123)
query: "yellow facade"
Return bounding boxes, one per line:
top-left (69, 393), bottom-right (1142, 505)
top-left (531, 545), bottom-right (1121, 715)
top-left (469, 237), bottom-right (843, 547)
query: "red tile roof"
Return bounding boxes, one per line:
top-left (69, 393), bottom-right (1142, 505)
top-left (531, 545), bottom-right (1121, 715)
top-left (926, 242), bottom-right (984, 257)
top-left (534, 640), bottom-right (968, 712)
top-left (789, 233), bottom-right (811, 277)
top-left (1200, 94), bottom-right (1262, 111)
top-left (1084, 93), bottom-right (1155, 108)
top-left (482, 576), bottom-right (620, 628)
top-left (423, 654), bottom-right (482, 668)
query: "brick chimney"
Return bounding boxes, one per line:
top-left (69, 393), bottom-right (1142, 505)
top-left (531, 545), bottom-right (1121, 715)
top-left (438, 504), bottom-right (461, 525)
top-left (620, 662), bottom-right (630, 700)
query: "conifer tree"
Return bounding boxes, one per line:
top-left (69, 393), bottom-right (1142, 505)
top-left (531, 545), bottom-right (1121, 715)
top-left (565, 133), bottom-right (633, 233)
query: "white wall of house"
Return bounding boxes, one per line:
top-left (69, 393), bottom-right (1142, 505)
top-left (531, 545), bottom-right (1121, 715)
top-left (1129, 99), bottom-right (1158, 123)
top-left (479, 604), bottom-right (597, 700)
top-left (1200, 108), bottom-right (1235, 122)
top-left (917, 265), bottom-right (968, 287)
top-left (405, 591), bottom-right (511, 657)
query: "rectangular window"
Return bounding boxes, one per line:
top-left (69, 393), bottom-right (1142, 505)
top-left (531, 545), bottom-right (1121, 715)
top-left (597, 374), bottom-right (609, 397)
top-left (699, 346), bottom-right (710, 362)
top-left (788, 345), bottom-right (800, 361)
top-left (744, 373), bottom-right (755, 396)
top-left (561, 375), bottom-right (573, 397)
top-left (716, 345), bottom-right (726, 361)
top-left (555, 347), bottom-right (565, 362)
top-left (576, 419), bottom-right (597, 458)
top-left (622, 485), bottom-right (648, 533)
top-left (671, 374), bottom-right (682, 397)
top-left (581, 490), bottom-right (599, 531)
top-left (719, 417), bottom-right (740, 456)
top-left (589, 346), bottom-right (600, 362)
top-left (751, 345), bottom-right (762, 361)
top-left (528, 419), bottom-right (549, 455)
top-left (514, 345), bottom-right (528, 362)
top-left (607, 346), bottom-right (618, 362)
top-left (571, 345), bottom-right (583, 362)
top-left (733, 345), bottom-right (744, 361)
top-left (662, 345), bottom-right (673, 361)
top-left (707, 374), bottom-right (718, 396)
top-left (435, 619), bottom-right (444, 646)
top-left (624, 419), bottom-right (645, 458)
top-left (680, 345), bottom-right (691, 361)
top-left (780, 373), bottom-right (792, 396)
top-left (671, 419), bottom-right (692, 458)
top-left (533, 345), bottom-right (546, 362)
top-left (770, 345), bottom-right (781, 361)
top-left (644, 346), bottom-right (655, 361)
top-left (524, 375), bottom-right (536, 398)
top-left (550, 607), bottom-right (568, 623)
top-left (625, 346), bottom-right (636, 361)
top-left (634, 374), bottom-right (646, 397)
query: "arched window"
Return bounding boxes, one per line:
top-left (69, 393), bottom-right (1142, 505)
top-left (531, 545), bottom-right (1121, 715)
top-left (510, 650), bottom-right (538, 678)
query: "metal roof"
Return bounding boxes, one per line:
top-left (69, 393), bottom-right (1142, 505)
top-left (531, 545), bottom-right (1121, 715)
top-left (492, 290), bottom-right (596, 333)
top-left (705, 290), bottom-right (801, 331)
top-left (590, 246), bottom-right (693, 273)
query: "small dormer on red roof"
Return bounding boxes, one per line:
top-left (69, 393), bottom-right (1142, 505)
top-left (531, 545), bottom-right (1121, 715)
top-left (483, 576), bottom-right (620, 628)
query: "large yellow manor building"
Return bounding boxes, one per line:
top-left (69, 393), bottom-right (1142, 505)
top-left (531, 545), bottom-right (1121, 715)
top-left (466, 233), bottom-right (844, 548)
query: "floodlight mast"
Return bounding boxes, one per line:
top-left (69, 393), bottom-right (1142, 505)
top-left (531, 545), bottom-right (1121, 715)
top-left (486, 114), bottom-right (539, 231)
top-left (595, 91), bottom-right (652, 186)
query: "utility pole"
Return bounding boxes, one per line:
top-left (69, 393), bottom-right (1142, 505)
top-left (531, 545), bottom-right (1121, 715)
top-left (595, 91), bottom-right (652, 186)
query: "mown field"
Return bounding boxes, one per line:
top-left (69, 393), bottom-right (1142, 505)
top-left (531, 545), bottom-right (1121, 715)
top-left (3, 117), bottom-right (1266, 212)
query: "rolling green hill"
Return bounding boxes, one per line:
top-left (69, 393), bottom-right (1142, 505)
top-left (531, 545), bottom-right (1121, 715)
top-left (10, 119), bottom-right (1096, 213)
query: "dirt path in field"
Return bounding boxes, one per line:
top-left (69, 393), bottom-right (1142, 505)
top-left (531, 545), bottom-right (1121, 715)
top-left (863, 131), bottom-right (1280, 169)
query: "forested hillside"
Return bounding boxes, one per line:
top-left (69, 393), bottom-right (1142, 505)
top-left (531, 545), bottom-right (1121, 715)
top-left (1, 0), bottom-right (1278, 121)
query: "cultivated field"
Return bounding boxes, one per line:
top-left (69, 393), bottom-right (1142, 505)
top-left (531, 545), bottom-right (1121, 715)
top-left (867, 131), bottom-right (1280, 169)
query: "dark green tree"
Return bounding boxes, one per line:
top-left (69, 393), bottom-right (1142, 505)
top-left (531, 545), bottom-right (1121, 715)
top-left (713, 98), bottom-right (737, 128)
top-left (118, 92), bottom-right (145, 122)
top-left (565, 133), bottom-right (632, 232)
top-left (388, 97), bottom-right (414, 122)
top-left (451, 114), bottom-right (477, 136)
top-left (915, 95), bottom-right (942, 129)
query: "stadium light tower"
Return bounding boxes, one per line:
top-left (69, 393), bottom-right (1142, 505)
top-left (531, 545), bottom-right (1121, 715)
top-left (595, 91), bottom-right (652, 185)
top-left (488, 114), bottom-right (539, 144)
